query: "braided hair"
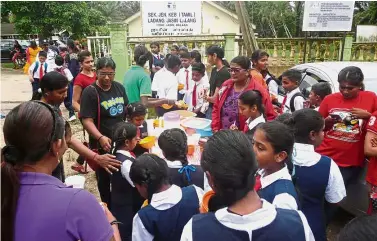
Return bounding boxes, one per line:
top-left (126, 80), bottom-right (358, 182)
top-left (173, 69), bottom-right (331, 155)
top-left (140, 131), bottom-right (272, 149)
top-left (111, 122), bottom-right (137, 154)
top-left (130, 154), bottom-right (170, 204)
top-left (159, 128), bottom-right (197, 187)
top-left (158, 128), bottom-right (188, 165)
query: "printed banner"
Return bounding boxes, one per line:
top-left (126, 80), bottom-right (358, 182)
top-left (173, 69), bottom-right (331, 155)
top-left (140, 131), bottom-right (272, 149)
top-left (141, 1), bottom-right (202, 36)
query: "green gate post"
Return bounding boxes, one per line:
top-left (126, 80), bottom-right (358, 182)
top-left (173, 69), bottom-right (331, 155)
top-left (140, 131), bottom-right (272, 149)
top-left (223, 33), bottom-right (236, 61)
top-left (109, 22), bottom-right (129, 83)
top-left (341, 33), bottom-right (354, 61)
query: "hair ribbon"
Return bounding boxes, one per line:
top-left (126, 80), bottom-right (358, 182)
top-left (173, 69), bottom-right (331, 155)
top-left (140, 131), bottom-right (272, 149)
top-left (178, 164), bottom-right (197, 183)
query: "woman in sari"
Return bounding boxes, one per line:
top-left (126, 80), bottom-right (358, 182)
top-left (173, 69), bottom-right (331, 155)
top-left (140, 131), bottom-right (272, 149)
top-left (23, 41), bottom-right (41, 74)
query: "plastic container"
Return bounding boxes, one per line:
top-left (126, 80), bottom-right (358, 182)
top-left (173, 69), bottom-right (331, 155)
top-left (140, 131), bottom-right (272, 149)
top-left (65, 175), bottom-right (85, 189)
top-left (163, 112), bottom-right (181, 129)
top-left (139, 136), bottom-right (156, 149)
top-left (187, 134), bottom-right (201, 145)
top-left (196, 126), bottom-right (213, 137)
top-left (181, 117), bottom-right (211, 130)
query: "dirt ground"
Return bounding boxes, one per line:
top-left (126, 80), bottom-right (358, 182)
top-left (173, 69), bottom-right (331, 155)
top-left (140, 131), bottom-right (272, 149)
top-left (0, 68), bottom-right (353, 240)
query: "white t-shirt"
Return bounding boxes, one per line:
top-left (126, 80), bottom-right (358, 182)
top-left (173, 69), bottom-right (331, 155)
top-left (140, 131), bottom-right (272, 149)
top-left (153, 68), bottom-right (178, 100)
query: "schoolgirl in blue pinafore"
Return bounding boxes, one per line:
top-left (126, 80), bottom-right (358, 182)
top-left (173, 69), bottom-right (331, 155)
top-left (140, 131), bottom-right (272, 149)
top-left (110, 123), bottom-right (144, 241)
top-left (257, 166), bottom-right (300, 210)
top-left (188, 201), bottom-right (313, 241)
top-left (157, 128), bottom-right (207, 190)
top-left (138, 185), bottom-right (200, 241)
top-left (292, 143), bottom-right (346, 241)
top-left (130, 154), bottom-right (203, 241)
top-left (278, 109), bottom-right (346, 241)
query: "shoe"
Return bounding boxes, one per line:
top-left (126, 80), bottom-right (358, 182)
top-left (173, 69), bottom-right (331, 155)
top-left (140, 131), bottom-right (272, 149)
top-left (68, 115), bottom-right (77, 121)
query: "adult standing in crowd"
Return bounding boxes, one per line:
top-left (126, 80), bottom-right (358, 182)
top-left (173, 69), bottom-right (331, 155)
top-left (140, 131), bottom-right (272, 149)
top-left (205, 46), bottom-right (231, 119)
top-left (316, 66), bottom-right (377, 222)
top-left (11, 40), bottom-right (23, 69)
top-left (123, 45), bottom-right (175, 108)
top-left (23, 40), bottom-right (41, 74)
top-left (1, 101), bottom-right (121, 241)
top-left (31, 71), bottom-right (121, 182)
top-left (72, 50), bottom-right (96, 113)
top-left (80, 57), bottom-right (128, 207)
top-left (211, 56), bottom-right (276, 132)
top-left (71, 50), bottom-right (96, 173)
top-left (65, 39), bottom-right (81, 121)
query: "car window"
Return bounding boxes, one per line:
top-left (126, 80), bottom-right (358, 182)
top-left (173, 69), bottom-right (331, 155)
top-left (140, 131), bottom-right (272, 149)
top-left (300, 72), bottom-right (321, 98)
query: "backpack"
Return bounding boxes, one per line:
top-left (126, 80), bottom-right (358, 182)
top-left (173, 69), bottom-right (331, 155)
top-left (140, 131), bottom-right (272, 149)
top-left (54, 66), bottom-right (67, 78)
top-left (32, 62), bottom-right (48, 76)
top-left (289, 92), bottom-right (305, 112)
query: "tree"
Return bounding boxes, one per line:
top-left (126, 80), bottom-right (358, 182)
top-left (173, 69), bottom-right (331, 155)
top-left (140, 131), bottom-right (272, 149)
top-left (354, 1), bottom-right (377, 26)
top-left (2, 1), bottom-right (107, 39)
top-left (218, 1), bottom-right (303, 38)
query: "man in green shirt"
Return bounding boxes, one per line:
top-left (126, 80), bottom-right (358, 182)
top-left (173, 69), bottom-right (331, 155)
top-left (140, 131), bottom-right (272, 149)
top-left (123, 45), bottom-right (176, 108)
top-left (123, 65), bottom-right (152, 104)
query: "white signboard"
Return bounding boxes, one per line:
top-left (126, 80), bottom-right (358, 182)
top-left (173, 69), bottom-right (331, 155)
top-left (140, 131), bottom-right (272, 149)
top-left (141, 1), bottom-right (202, 36)
top-left (302, 1), bottom-right (355, 31)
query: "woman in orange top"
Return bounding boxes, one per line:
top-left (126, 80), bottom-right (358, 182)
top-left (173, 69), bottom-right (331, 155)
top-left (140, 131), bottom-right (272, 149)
top-left (23, 41), bottom-right (42, 74)
top-left (249, 49), bottom-right (269, 90)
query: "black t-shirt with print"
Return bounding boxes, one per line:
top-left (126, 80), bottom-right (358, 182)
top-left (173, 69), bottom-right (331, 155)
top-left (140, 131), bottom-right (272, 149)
top-left (80, 81), bottom-right (128, 146)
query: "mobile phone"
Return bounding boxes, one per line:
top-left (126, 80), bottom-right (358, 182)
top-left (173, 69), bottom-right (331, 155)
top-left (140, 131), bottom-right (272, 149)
top-left (330, 114), bottom-right (342, 122)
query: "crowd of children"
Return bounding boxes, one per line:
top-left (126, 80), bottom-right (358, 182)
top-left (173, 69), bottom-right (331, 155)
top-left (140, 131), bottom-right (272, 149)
top-left (12, 40), bottom-right (377, 241)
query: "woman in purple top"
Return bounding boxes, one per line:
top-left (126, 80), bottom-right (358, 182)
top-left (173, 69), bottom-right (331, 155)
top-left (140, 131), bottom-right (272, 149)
top-left (1, 101), bottom-right (121, 241)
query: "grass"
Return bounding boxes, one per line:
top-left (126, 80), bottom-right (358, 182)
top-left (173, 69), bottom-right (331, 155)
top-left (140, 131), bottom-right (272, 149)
top-left (1, 63), bottom-right (14, 69)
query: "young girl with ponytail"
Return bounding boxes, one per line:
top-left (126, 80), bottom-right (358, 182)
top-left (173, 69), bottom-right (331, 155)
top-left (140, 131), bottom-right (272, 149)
top-left (158, 128), bottom-right (207, 190)
top-left (181, 130), bottom-right (315, 241)
top-left (130, 154), bottom-right (203, 241)
top-left (110, 122), bottom-right (144, 241)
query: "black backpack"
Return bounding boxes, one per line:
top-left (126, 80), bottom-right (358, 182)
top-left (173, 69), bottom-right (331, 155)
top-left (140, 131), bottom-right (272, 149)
top-left (289, 92), bottom-right (305, 112)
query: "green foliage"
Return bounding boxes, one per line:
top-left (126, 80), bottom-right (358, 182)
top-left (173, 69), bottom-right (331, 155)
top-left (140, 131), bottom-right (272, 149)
top-left (354, 1), bottom-right (377, 26)
top-left (2, 1), bottom-right (107, 38)
top-left (218, 1), bottom-right (303, 37)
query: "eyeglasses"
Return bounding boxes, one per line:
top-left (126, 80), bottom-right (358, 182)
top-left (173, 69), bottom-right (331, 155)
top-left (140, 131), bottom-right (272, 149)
top-left (228, 68), bottom-right (245, 73)
top-left (98, 72), bottom-right (115, 77)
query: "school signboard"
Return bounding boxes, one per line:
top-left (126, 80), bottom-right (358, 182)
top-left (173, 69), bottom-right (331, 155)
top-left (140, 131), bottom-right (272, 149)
top-left (302, 1), bottom-right (355, 32)
top-left (141, 1), bottom-right (202, 36)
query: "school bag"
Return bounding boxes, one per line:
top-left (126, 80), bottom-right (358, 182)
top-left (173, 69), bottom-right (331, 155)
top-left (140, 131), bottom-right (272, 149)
top-left (32, 62), bottom-right (48, 76)
top-left (289, 92), bottom-right (305, 112)
top-left (54, 66), bottom-right (67, 78)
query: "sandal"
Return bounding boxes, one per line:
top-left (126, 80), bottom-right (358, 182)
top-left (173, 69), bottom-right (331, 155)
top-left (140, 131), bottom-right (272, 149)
top-left (71, 164), bottom-right (89, 174)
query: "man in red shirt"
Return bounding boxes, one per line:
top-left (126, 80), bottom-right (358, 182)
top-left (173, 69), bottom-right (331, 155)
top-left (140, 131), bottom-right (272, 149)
top-left (365, 111), bottom-right (377, 214)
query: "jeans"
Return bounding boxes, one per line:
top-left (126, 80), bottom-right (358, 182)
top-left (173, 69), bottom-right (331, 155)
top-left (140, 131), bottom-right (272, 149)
top-left (324, 165), bottom-right (362, 225)
top-left (64, 81), bottom-right (75, 117)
